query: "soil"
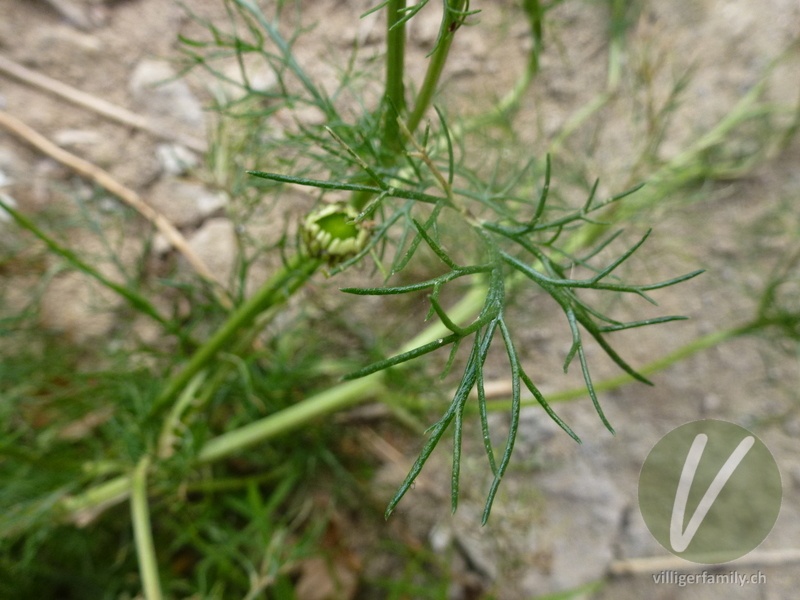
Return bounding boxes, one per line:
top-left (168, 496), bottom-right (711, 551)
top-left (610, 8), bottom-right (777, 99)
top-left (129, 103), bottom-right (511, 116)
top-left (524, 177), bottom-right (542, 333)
top-left (1, 0), bottom-right (799, 599)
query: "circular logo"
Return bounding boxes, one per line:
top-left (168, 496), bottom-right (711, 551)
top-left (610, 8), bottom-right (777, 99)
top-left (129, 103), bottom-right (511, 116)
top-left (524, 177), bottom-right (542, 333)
top-left (638, 419), bottom-right (781, 563)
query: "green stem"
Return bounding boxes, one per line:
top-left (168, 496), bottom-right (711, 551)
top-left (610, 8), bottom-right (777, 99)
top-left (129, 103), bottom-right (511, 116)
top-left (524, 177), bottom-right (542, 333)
top-left (157, 372), bottom-right (207, 459)
top-left (183, 467), bottom-right (290, 494)
top-left (382, 0), bottom-right (407, 153)
top-left (0, 196), bottom-right (177, 337)
top-left (150, 255), bottom-right (322, 415)
top-left (58, 319), bottom-right (754, 520)
top-left (60, 375), bottom-right (383, 516)
top-left (60, 474), bottom-right (131, 516)
top-left (351, 0), bottom-right (467, 210)
top-left (194, 284), bottom-right (488, 465)
top-left (484, 323), bottom-right (755, 411)
top-left (198, 373), bottom-right (384, 463)
top-left (466, 0), bottom-right (541, 129)
top-left (407, 0), bottom-right (468, 133)
top-left (131, 456), bottom-right (163, 600)
top-left (188, 304), bottom-right (286, 416)
top-left (607, 0), bottom-right (627, 91)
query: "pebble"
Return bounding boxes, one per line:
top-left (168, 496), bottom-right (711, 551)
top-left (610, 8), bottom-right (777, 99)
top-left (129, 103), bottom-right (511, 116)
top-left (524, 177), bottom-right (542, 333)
top-left (213, 61), bottom-right (277, 102)
top-left (40, 271), bottom-right (118, 343)
top-left (0, 192), bottom-right (17, 222)
top-left (185, 217), bottom-right (237, 284)
top-left (0, 146), bottom-right (21, 180)
top-left (147, 178), bottom-right (228, 228)
top-left (0, 169), bottom-right (12, 190)
top-left (156, 143), bottom-right (199, 177)
top-left (129, 59), bottom-right (205, 129)
top-left (521, 454), bottom-right (626, 594)
top-left (429, 519), bottom-right (453, 553)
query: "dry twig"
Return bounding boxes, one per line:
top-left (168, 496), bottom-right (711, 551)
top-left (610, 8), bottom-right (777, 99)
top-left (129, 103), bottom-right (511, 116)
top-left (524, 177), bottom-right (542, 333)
top-left (0, 53), bottom-right (207, 153)
top-left (609, 548), bottom-right (800, 576)
top-left (0, 109), bottom-right (231, 305)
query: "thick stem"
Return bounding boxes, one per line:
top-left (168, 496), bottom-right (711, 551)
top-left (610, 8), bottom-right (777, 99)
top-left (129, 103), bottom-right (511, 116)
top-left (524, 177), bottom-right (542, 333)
top-left (382, 0), bottom-right (407, 153)
top-left (150, 255), bottom-right (322, 415)
top-left (60, 318), bottom-right (758, 520)
top-left (131, 456), bottom-right (163, 600)
top-left (407, 0), bottom-right (467, 133)
top-left (349, 0), bottom-right (408, 211)
top-left (61, 474), bottom-right (131, 519)
top-left (198, 373), bottom-right (384, 463)
top-left (352, 0), bottom-right (467, 210)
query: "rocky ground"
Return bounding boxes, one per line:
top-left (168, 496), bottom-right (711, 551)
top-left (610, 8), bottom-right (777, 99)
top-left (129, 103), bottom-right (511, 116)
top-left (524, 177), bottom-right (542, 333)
top-left (1, 0), bottom-right (800, 599)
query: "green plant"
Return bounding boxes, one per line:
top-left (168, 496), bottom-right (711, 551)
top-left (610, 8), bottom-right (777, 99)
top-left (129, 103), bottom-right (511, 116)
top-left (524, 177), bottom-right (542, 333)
top-left (251, 150), bottom-right (701, 525)
top-left (236, 0), bottom-right (702, 522)
top-left (2, 0), bottom-right (798, 598)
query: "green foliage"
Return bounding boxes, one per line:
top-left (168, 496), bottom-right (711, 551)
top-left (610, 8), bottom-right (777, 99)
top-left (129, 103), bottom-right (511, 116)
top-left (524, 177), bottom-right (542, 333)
top-left (252, 141), bottom-right (702, 523)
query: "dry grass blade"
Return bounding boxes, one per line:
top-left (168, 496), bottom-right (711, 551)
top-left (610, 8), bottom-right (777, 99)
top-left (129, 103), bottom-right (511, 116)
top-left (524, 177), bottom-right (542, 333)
top-left (0, 53), bottom-right (207, 153)
top-left (609, 548), bottom-right (800, 576)
top-left (0, 109), bottom-right (231, 307)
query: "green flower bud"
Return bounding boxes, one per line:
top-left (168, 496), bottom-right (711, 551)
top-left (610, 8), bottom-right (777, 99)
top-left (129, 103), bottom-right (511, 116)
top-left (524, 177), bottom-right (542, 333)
top-left (301, 203), bottom-right (369, 266)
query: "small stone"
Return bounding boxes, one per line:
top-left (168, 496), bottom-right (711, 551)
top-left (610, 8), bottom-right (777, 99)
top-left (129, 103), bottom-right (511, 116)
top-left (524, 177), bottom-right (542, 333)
top-left (0, 192), bottom-right (17, 222)
top-left (532, 456), bottom-right (626, 592)
top-left (429, 520), bottom-right (453, 553)
top-left (213, 61), bottom-right (277, 101)
top-left (129, 59), bottom-right (205, 129)
top-left (147, 179), bottom-right (228, 228)
top-left (195, 188), bottom-right (228, 218)
top-left (185, 218), bottom-right (237, 284)
top-left (151, 232), bottom-right (172, 256)
top-left (156, 143), bottom-right (199, 177)
top-left (452, 507), bottom-right (499, 580)
top-left (40, 271), bottom-right (118, 343)
top-left (702, 393), bottom-right (722, 414)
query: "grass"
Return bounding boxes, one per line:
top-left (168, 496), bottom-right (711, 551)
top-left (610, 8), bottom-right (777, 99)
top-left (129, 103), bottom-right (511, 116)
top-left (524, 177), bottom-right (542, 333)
top-left (1, 0), bottom-right (799, 598)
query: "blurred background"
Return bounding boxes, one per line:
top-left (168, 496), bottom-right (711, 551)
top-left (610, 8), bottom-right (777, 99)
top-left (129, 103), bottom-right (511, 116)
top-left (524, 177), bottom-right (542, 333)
top-left (1, 0), bottom-right (799, 598)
